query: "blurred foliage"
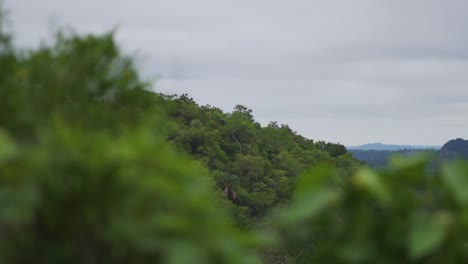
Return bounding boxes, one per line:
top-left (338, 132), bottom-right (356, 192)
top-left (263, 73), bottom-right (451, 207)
top-left (350, 149), bottom-right (438, 169)
top-left (2, 7), bottom-right (468, 263)
top-left (0, 126), bottom-right (261, 264)
top-left (270, 154), bottom-right (468, 263)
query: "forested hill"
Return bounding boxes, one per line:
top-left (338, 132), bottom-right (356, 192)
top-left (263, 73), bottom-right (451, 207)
top-left (440, 138), bottom-right (468, 159)
top-left (154, 94), bottom-right (363, 225)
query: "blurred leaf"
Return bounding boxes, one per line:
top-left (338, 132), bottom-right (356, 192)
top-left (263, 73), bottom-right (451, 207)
top-left (442, 161), bottom-right (468, 205)
top-left (338, 242), bottom-right (372, 263)
top-left (280, 189), bottom-right (342, 225)
top-left (389, 152), bottom-right (433, 169)
top-left (166, 241), bottom-right (207, 264)
top-left (0, 130), bottom-right (16, 161)
top-left (408, 212), bottom-right (449, 259)
top-left (295, 166), bottom-right (335, 199)
top-left (353, 168), bottom-right (391, 204)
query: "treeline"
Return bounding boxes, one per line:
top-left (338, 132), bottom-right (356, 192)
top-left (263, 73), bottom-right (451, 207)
top-left (350, 149), bottom-right (437, 168)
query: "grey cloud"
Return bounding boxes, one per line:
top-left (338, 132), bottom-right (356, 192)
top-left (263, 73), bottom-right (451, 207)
top-left (5, 0), bottom-right (468, 145)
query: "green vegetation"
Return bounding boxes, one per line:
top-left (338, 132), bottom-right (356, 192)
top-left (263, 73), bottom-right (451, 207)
top-left (160, 95), bottom-right (361, 226)
top-left (270, 155), bottom-right (468, 263)
top-left (2, 9), bottom-right (468, 263)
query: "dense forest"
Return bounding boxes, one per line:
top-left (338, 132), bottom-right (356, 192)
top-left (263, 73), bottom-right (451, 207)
top-left (2, 8), bottom-right (468, 263)
top-left (159, 94), bottom-right (361, 226)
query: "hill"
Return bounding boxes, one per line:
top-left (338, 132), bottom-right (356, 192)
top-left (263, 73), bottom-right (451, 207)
top-left (157, 95), bottom-right (363, 225)
top-left (439, 138), bottom-right (468, 159)
top-left (348, 143), bottom-right (441, 151)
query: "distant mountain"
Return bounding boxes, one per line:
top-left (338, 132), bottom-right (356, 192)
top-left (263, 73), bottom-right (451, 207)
top-left (439, 138), bottom-right (468, 159)
top-left (349, 139), bottom-right (467, 168)
top-left (347, 143), bottom-right (441, 151)
top-left (349, 149), bottom-right (436, 168)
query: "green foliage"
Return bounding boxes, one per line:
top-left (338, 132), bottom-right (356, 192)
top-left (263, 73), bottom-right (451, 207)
top-left (270, 154), bottom-right (468, 263)
top-left (0, 125), bottom-right (262, 264)
top-left (165, 98), bottom-right (362, 222)
top-left (0, 30), bottom-right (161, 141)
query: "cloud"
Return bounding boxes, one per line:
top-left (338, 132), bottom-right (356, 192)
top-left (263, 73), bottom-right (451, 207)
top-left (5, 0), bottom-right (468, 144)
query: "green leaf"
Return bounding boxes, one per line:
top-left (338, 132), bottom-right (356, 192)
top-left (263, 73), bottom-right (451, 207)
top-left (388, 152), bottom-right (432, 183)
top-left (408, 212), bottom-right (450, 259)
top-left (295, 165), bottom-right (335, 199)
top-left (280, 189), bottom-right (342, 225)
top-left (389, 152), bottom-right (433, 169)
top-left (442, 161), bottom-right (468, 205)
top-left (0, 130), bottom-right (16, 161)
top-left (353, 168), bottom-right (391, 204)
top-left (166, 241), bottom-right (207, 264)
top-left (338, 241), bottom-right (372, 263)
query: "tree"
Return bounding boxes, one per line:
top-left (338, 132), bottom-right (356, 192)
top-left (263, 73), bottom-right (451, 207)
top-left (233, 154), bottom-right (268, 192)
top-left (215, 172), bottom-right (240, 201)
top-left (225, 105), bottom-right (258, 154)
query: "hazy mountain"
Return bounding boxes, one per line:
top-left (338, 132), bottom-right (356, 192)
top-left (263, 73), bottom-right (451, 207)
top-left (350, 139), bottom-right (466, 168)
top-left (349, 149), bottom-right (436, 168)
top-left (347, 143), bottom-right (441, 151)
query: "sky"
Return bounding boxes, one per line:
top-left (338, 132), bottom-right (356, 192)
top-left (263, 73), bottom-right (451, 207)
top-left (5, 0), bottom-right (468, 145)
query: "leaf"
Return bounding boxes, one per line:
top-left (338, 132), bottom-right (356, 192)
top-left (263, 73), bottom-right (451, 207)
top-left (353, 168), bottom-right (391, 204)
top-left (388, 152), bottom-right (433, 184)
top-left (408, 212), bottom-right (450, 259)
top-left (389, 152), bottom-right (433, 169)
top-left (442, 161), bottom-right (468, 205)
top-left (280, 189), bottom-right (342, 225)
top-left (0, 130), bottom-right (16, 161)
top-left (295, 165), bottom-right (335, 199)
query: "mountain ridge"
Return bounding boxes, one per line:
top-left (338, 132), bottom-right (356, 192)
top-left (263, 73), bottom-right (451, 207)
top-left (347, 143), bottom-right (441, 151)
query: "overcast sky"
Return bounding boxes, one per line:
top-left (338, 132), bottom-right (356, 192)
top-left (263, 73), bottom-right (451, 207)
top-left (6, 0), bottom-right (468, 145)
